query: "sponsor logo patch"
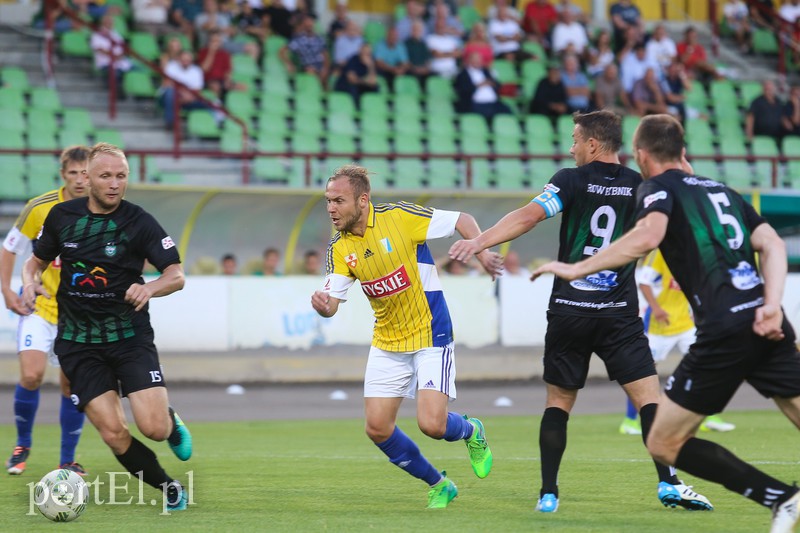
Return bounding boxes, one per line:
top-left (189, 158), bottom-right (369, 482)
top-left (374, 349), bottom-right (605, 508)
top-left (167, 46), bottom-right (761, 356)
top-left (543, 183), bottom-right (560, 193)
top-left (569, 270), bottom-right (619, 292)
top-left (643, 191), bottom-right (668, 208)
top-left (728, 261), bottom-right (761, 290)
top-left (361, 265), bottom-right (411, 298)
top-left (161, 236), bottom-right (175, 250)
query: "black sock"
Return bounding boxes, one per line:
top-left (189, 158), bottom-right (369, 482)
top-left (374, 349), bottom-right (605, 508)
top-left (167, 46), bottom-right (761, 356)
top-left (676, 437), bottom-right (795, 508)
top-left (167, 407), bottom-right (181, 447)
top-left (115, 437), bottom-right (172, 490)
top-left (639, 403), bottom-right (680, 484)
top-left (539, 407), bottom-right (569, 497)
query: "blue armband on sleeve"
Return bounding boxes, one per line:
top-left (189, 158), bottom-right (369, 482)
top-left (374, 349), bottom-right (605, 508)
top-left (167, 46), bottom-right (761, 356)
top-left (531, 191), bottom-right (563, 218)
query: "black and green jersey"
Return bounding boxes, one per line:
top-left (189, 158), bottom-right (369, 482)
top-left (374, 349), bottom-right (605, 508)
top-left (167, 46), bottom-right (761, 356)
top-left (636, 169), bottom-right (766, 336)
top-left (34, 198), bottom-right (181, 344)
top-left (534, 161), bottom-right (642, 317)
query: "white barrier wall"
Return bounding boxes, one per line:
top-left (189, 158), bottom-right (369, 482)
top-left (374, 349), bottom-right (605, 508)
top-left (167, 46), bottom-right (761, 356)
top-left (0, 274), bottom-right (797, 352)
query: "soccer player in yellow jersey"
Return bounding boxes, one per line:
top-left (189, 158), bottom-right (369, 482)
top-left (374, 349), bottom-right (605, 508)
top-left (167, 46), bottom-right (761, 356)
top-left (2, 146), bottom-right (90, 475)
top-left (311, 164), bottom-right (503, 508)
top-left (620, 249), bottom-right (736, 434)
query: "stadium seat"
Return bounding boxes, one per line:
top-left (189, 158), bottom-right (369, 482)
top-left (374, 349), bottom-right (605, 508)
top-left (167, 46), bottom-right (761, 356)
top-left (468, 158), bottom-right (493, 189)
top-left (712, 99), bottom-right (739, 123)
top-left (393, 158), bottom-right (426, 188)
top-left (93, 128), bottom-right (125, 148)
top-left (460, 135), bottom-right (491, 155)
top-left (426, 76), bottom-right (455, 100)
top-left (259, 95), bottom-right (291, 119)
top-left (738, 81), bottom-right (762, 107)
top-left (427, 159), bottom-right (461, 189)
top-left (327, 92), bottom-right (357, 118)
top-left (232, 54), bottom-right (260, 84)
top-left (262, 75), bottom-right (292, 96)
top-left (394, 136), bottom-right (424, 154)
top-left (27, 166), bottom-right (58, 196)
top-left (782, 136), bottom-right (800, 156)
top-left (1, 67), bottom-right (29, 90)
top-left (27, 108), bottom-right (58, 135)
top-left (686, 138), bottom-right (716, 157)
top-left (294, 92), bottom-right (325, 117)
top-left (186, 110), bottom-right (220, 139)
top-left (326, 134), bottom-right (357, 154)
top-left (458, 114), bottom-right (490, 140)
top-left (0, 88), bottom-right (26, 110)
top-left (529, 159), bottom-right (558, 189)
top-left (719, 138), bottom-right (748, 157)
top-left (291, 113), bottom-right (323, 136)
top-left (427, 117), bottom-right (457, 139)
top-left (295, 73), bottom-right (324, 96)
top-left (290, 131), bottom-right (321, 153)
top-left (492, 60), bottom-right (518, 85)
top-left (751, 136), bottom-right (779, 157)
top-left (220, 129), bottom-right (245, 153)
top-left (689, 159), bottom-right (719, 178)
top-left (716, 117), bottom-right (745, 142)
top-left (393, 94), bottom-right (423, 119)
top-left (264, 35), bottom-right (288, 59)
top-left (428, 136), bottom-right (458, 155)
top-left (257, 130), bottom-right (286, 152)
top-left (753, 28), bottom-right (779, 55)
top-left (684, 119), bottom-right (714, 143)
top-left (525, 115), bottom-right (556, 144)
top-left (225, 91), bottom-right (257, 120)
top-left (0, 174), bottom-right (28, 201)
top-left (495, 137), bottom-right (524, 155)
top-left (492, 115), bottom-right (523, 142)
top-left (1, 155), bottom-right (26, 179)
top-left (361, 157), bottom-right (392, 188)
top-left (527, 138), bottom-right (557, 156)
top-left (129, 32), bottom-right (160, 63)
top-left (0, 128), bottom-right (25, 149)
top-left (786, 159), bottom-right (800, 188)
top-left (60, 30), bottom-right (92, 58)
top-left (153, 171), bottom-right (185, 185)
top-left (30, 88), bottom-right (62, 112)
top-left (27, 154), bottom-right (57, 178)
top-left (0, 109), bottom-right (25, 132)
top-left (361, 93), bottom-right (390, 119)
top-left (253, 156), bottom-right (289, 183)
top-left (393, 116), bottom-right (425, 139)
top-left (327, 113), bottom-right (358, 137)
top-left (684, 84), bottom-right (709, 110)
top-left (361, 134), bottom-right (391, 154)
top-left (123, 71), bottom-right (156, 98)
top-left (521, 60), bottom-right (547, 85)
top-left (753, 160), bottom-right (778, 188)
top-left (58, 129), bottom-right (90, 148)
top-left (494, 159), bottom-right (527, 190)
top-left (722, 160), bottom-right (753, 188)
top-left (361, 116), bottom-right (391, 138)
top-left (363, 20), bottom-right (386, 45)
top-left (458, 6), bottom-right (482, 31)
top-left (394, 75), bottom-right (422, 97)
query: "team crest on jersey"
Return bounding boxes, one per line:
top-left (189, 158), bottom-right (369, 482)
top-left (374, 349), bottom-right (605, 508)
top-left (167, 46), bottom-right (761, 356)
top-left (345, 253), bottom-right (358, 268)
top-left (380, 237), bottom-right (393, 253)
top-left (728, 261), bottom-right (761, 290)
top-left (104, 242), bottom-right (117, 257)
top-left (570, 270), bottom-right (619, 291)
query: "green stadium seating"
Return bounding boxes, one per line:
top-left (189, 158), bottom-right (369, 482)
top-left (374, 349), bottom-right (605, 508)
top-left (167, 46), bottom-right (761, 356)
top-left (722, 160), bottom-right (753, 188)
top-left (393, 158), bottom-right (425, 188)
top-left (689, 159), bottom-right (720, 178)
top-left (460, 136), bottom-right (491, 155)
top-left (253, 156), bottom-right (289, 183)
top-left (427, 117), bottom-right (457, 139)
top-left (362, 117), bottom-right (391, 138)
top-left (294, 92), bottom-right (325, 116)
top-left (360, 135), bottom-right (391, 154)
top-left (327, 113), bottom-right (358, 137)
top-left (458, 6), bottom-right (482, 31)
top-left (428, 136), bottom-right (458, 155)
top-left (94, 128), bottom-right (125, 148)
top-left (327, 92), bottom-right (357, 117)
top-left (58, 129), bottom-right (90, 148)
top-left (427, 159), bottom-right (460, 189)
top-left (521, 60), bottom-right (546, 85)
top-left (220, 129), bottom-right (245, 153)
top-left (186, 110), bottom-right (220, 139)
top-left (394, 75), bottom-right (422, 97)
top-left (393, 115), bottom-right (425, 139)
top-left (295, 73), bottom-right (324, 96)
top-left (0, 174), bottom-right (27, 201)
top-left (225, 91), bottom-right (257, 120)
top-left (494, 138), bottom-right (523, 155)
top-left (786, 159), bottom-right (800, 188)
top-left (393, 94), bottom-right (423, 119)
top-left (363, 20), bottom-right (387, 46)
top-left (60, 30), bottom-right (92, 58)
top-left (469, 158), bottom-right (493, 189)
top-left (492, 60), bottom-right (518, 85)
top-left (394, 136), bottom-right (424, 154)
top-left (751, 136), bottom-right (779, 157)
top-left (262, 75), bottom-right (292, 96)
top-left (527, 138), bottom-right (557, 156)
top-left (257, 130), bottom-right (286, 152)
top-left (686, 137), bottom-right (716, 157)
top-left (426, 76), bottom-right (454, 100)
top-left (361, 157), bottom-right (392, 188)
top-left (458, 114), bottom-right (490, 140)
top-left (361, 93), bottom-right (390, 119)
top-left (738, 81), bottom-right (762, 107)
top-left (264, 35), bottom-right (287, 59)
top-left (1, 67), bottom-right (29, 90)
top-left (684, 119), bottom-right (714, 143)
top-left (522, 41), bottom-right (546, 59)
top-left (684, 84), bottom-right (709, 110)
top-left (27, 166), bottom-right (58, 196)
top-left (232, 54), bottom-right (260, 82)
top-left (719, 138), bottom-right (747, 157)
top-left (259, 95), bottom-right (291, 118)
top-left (753, 28), bottom-right (779, 55)
top-left (327, 135), bottom-right (357, 154)
top-left (0, 128), bottom-right (24, 149)
top-left (129, 32), bottom-right (160, 62)
top-left (493, 115), bottom-right (523, 142)
top-left (292, 113), bottom-right (323, 136)
top-left (1, 155), bottom-right (26, 178)
top-left (524, 115), bottom-right (555, 144)
top-left (27, 108), bottom-right (58, 134)
top-left (529, 158), bottom-right (558, 189)
top-left (290, 131), bottom-right (322, 153)
top-left (153, 172), bottom-right (185, 185)
top-left (0, 109), bottom-right (25, 132)
top-left (494, 159), bottom-right (528, 190)
top-left (30, 88), bottom-right (62, 112)
top-left (0, 88), bottom-right (26, 110)
top-left (123, 71), bottom-right (157, 98)
top-left (753, 160), bottom-right (777, 188)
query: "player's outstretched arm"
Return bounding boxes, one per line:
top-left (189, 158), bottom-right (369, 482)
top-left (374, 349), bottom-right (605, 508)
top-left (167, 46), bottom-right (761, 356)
top-left (449, 203), bottom-right (546, 263)
top-left (751, 222), bottom-right (788, 341)
top-left (0, 248), bottom-right (29, 315)
top-left (531, 212), bottom-right (668, 282)
top-left (311, 290), bottom-right (341, 318)
top-left (21, 254), bottom-right (50, 312)
top-left (450, 212), bottom-right (506, 279)
top-left (125, 263), bottom-right (185, 312)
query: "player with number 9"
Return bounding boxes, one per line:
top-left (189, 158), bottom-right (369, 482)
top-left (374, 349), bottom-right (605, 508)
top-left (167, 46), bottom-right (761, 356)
top-left (448, 110), bottom-right (712, 513)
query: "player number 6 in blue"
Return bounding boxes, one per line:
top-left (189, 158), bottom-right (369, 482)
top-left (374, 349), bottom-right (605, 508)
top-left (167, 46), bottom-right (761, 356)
top-left (24, 334), bottom-right (32, 347)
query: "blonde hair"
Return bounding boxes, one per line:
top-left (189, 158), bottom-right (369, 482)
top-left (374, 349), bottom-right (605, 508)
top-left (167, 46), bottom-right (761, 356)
top-left (328, 164), bottom-right (371, 199)
top-left (88, 142), bottom-right (126, 164)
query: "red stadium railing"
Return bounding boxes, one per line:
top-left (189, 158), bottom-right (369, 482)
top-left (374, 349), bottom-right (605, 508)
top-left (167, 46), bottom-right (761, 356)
top-left (41, 0), bottom-right (250, 164)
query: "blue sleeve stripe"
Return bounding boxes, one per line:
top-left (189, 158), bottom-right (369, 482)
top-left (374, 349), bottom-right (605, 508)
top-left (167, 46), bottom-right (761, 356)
top-left (531, 192), bottom-right (563, 218)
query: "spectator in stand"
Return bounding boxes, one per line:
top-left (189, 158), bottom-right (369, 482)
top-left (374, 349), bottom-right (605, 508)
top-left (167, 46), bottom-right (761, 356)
top-left (426, 2), bottom-right (463, 38)
top-left (133, 0), bottom-right (172, 37)
top-left (529, 63), bottom-right (569, 120)
top-left (333, 20), bottom-right (363, 71)
top-left (426, 16), bottom-right (462, 79)
top-left (503, 250), bottom-right (531, 277)
top-left (160, 50), bottom-right (206, 129)
top-left (260, 247), bottom-right (282, 276)
top-left (195, 0), bottom-right (232, 47)
top-left (234, 1), bottom-right (270, 45)
top-left (620, 42), bottom-right (659, 94)
top-left (397, 0), bottom-right (427, 42)
top-left (169, 0), bottom-right (204, 43)
top-left (406, 20), bottom-right (432, 87)
top-left (488, 5), bottom-right (523, 61)
top-left (454, 51), bottom-right (512, 121)
top-left (745, 79), bottom-right (786, 143)
top-left (327, 3), bottom-right (349, 43)
top-left (779, 0), bottom-right (800, 23)
top-left (561, 54), bottom-right (591, 112)
top-left (779, 0), bottom-right (800, 64)
top-left (661, 61), bottom-right (690, 122)
top-left (630, 67), bottom-right (668, 116)
top-left (523, 0), bottom-right (559, 48)
top-left (160, 35), bottom-right (184, 70)
top-left (723, 0), bottom-right (752, 53)
top-left (334, 43), bottom-right (379, 105)
top-left (609, 0), bottom-right (643, 51)
top-left (593, 63), bottom-right (630, 115)
top-left (784, 85), bottom-right (800, 137)
top-left (677, 26), bottom-right (722, 81)
top-left (265, 0), bottom-right (293, 39)
top-left (220, 253), bottom-right (238, 275)
top-left (487, 0), bottom-right (520, 22)
top-left (197, 30), bottom-right (236, 97)
top-left (281, 14), bottom-right (329, 84)
top-left (374, 27), bottom-right (409, 90)
top-left (749, 0), bottom-right (776, 30)
top-left (555, 0), bottom-right (588, 26)
top-left (586, 29), bottom-right (615, 77)
top-left (91, 14), bottom-right (132, 92)
top-left (551, 8), bottom-right (589, 57)
top-left (646, 24), bottom-right (677, 72)
top-left (302, 250), bottom-right (321, 275)
top-left (463, 22), bottom-right (494, 68)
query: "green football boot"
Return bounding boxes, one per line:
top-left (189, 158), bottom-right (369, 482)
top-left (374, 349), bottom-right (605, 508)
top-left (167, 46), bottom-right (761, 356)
top-left (465, 416), bottom-right (493, 478)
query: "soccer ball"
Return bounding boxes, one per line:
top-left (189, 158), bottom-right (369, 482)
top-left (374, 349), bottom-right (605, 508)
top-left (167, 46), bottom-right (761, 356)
top-left (34, 469), bottom-right (89, 522)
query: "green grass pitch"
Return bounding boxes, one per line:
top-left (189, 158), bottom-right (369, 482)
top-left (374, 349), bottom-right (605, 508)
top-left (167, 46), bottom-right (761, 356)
top-left (1, 411), bottom-right (797, 531)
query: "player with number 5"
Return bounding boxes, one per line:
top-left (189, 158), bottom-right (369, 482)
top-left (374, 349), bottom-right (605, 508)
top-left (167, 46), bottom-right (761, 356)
top-left (449, 110), bottom-right (712, 513)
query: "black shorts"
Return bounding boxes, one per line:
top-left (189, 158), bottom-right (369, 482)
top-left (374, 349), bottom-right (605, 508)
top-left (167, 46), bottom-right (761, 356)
top-left (543, 312), bottom-right (657, 389)
top-left (665, 318), bottom-right (800, 415)
top-left (56, 334), bottom-right (166, 412)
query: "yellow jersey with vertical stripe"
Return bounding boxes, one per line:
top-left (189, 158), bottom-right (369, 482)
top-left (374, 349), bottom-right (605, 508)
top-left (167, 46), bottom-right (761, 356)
top-left (2, 188), bottom-right (65, 325)
top-left (639, 249), bottom-right (695, 336)
top-left (324, 202), bottom-right (459, 352)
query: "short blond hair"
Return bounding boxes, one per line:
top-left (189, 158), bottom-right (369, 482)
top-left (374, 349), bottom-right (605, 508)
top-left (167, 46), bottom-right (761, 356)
top-left (88, 142), bottom-right (126, 164)
top-left (329, 164), bottom-right (371, 199)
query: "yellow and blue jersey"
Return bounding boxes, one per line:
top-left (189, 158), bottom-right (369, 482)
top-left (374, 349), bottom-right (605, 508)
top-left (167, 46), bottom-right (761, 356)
top-left (2, 188), bottom-right (65, 325)
top-left (324, 202), bottom-right (460, 352)
top-left (639, 249), bottom-right (695, 336)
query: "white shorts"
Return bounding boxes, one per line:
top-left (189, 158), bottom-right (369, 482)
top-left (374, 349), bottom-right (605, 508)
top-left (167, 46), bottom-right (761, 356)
top-left (647, 328), bottom-right (696, 362)
top-left (17, 313), bottom-right (59, 366)
top-left (364, 342), bottom-right (456, 400)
